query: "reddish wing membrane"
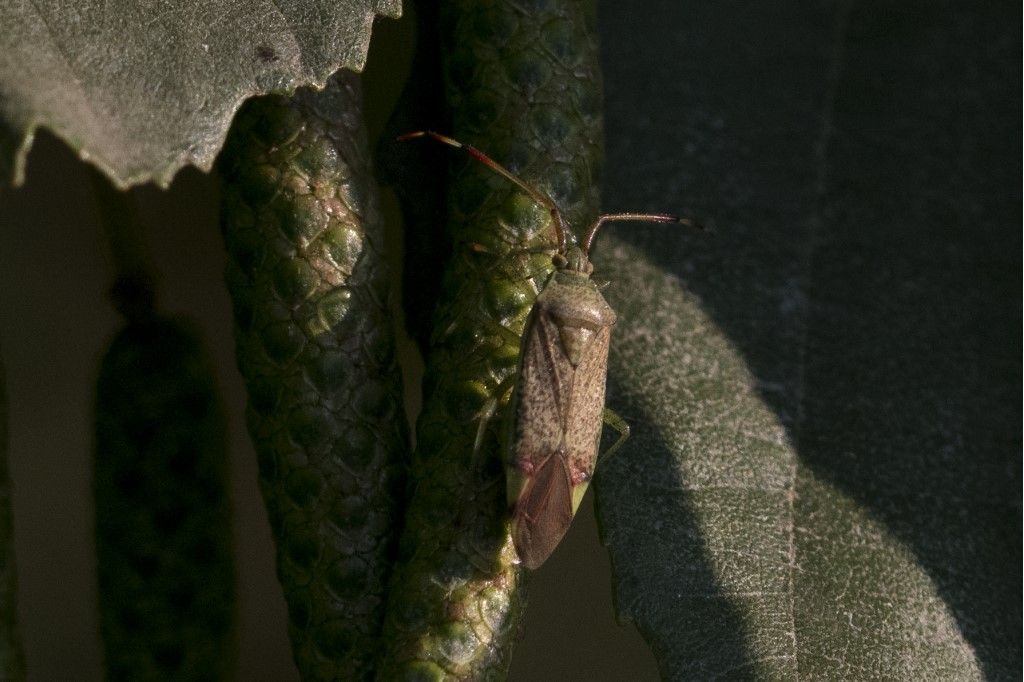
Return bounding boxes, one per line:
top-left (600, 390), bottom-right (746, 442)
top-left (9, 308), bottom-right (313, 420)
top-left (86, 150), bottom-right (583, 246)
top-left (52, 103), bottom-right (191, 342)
top-left (512, 449), bottom-right (575, 570)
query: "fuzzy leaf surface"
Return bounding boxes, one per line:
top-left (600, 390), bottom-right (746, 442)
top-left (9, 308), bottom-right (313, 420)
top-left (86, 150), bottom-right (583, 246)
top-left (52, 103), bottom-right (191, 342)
top-left (0, 0), bottom-right (399, 188)
top-left (593, 0), bottom-right (1020, 679)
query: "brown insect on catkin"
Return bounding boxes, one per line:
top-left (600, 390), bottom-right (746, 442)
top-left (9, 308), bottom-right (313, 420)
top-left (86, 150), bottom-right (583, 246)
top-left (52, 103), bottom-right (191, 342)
top-left (402, 131), bottom-right (699, 570)
top-left (378, 2), bottom-right (612, 675)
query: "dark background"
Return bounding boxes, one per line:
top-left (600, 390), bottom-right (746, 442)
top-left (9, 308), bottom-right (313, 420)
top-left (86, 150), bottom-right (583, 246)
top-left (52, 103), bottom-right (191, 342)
top-left (0, 0), bottom-right (1018, 680)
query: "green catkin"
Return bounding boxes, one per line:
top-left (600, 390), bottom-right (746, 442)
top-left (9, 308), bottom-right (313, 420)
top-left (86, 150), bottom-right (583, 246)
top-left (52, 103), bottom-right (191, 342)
top-left (218, 70), bottom-right (407, 681)
top-left (378, 0), bottom-right (604, 678)
top-left (0, 360), bottom-right (25, 681)
top-left (94, 312), bottom-right (236, 681)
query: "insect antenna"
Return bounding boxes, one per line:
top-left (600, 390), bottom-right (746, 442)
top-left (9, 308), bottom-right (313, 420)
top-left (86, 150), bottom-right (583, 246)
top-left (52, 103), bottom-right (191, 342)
top-left (397, 131), bottom-right (569, 252)
top-left (582, 213), bottom-right (704, 254)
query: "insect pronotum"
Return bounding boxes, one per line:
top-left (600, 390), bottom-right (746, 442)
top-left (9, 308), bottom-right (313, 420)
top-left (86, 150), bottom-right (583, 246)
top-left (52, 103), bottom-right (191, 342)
top-left (400, 131), bottom-right (699, 569)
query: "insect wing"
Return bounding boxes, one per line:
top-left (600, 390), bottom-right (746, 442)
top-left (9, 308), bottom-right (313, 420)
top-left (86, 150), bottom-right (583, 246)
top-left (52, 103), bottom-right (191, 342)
top-left (508, 281), bottom-right (614, 568)
top-left (535, 276), bottom-right (615, 516)
top-left (563, 320), bottom-right (611, 513)
top-left (508, 304), bottom-right (569, 499)
top-left (508, 305), bottom-right (574, 567)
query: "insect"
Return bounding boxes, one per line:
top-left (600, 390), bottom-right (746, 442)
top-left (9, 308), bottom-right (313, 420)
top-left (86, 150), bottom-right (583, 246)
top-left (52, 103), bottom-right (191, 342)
top-left (399, 131), bottom-right (698, 569)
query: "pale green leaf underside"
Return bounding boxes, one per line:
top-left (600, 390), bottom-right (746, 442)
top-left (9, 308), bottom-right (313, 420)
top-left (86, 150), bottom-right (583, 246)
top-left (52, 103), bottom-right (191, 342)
top-left (0, 0), bottom-right (399, 188)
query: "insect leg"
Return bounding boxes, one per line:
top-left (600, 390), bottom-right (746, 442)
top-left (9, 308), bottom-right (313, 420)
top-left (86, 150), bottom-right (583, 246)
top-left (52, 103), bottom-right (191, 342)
top-left (597, 408), bottom-right (631, 466)
top-left (472, 374), bottom-right (517, 456)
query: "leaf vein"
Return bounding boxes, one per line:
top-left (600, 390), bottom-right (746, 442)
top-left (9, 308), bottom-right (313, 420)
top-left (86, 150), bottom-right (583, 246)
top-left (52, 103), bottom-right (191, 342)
top-left (791, 1), bottom-right (856, 679)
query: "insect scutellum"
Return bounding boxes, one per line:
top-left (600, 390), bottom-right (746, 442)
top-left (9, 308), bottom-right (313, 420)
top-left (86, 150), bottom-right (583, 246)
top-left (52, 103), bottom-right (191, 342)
top-left (397, 130), bottom-right (700, 276)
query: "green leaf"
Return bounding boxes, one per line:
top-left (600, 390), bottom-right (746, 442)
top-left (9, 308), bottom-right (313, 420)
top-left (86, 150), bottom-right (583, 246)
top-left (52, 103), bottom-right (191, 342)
top-left (594, 1), bottom-right (1018, 679)
top-left (0, 0), bottom-right (400, 189)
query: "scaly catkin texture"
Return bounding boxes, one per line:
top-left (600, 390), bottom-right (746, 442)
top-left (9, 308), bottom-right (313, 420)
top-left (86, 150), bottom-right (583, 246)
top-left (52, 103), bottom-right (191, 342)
top-left (0, 359), bottom-right (25, 681)
top-left (378, 0), bottom-right (604, 678)
top-left (94, 314), bottom-right (235, 681)
top-left (219, 70), bottom-right (407, 681)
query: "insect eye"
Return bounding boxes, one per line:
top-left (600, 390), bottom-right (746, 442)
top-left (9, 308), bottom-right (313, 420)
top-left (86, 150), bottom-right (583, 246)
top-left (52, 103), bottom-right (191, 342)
top-left (552, 253), bottom-right (567, 268)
